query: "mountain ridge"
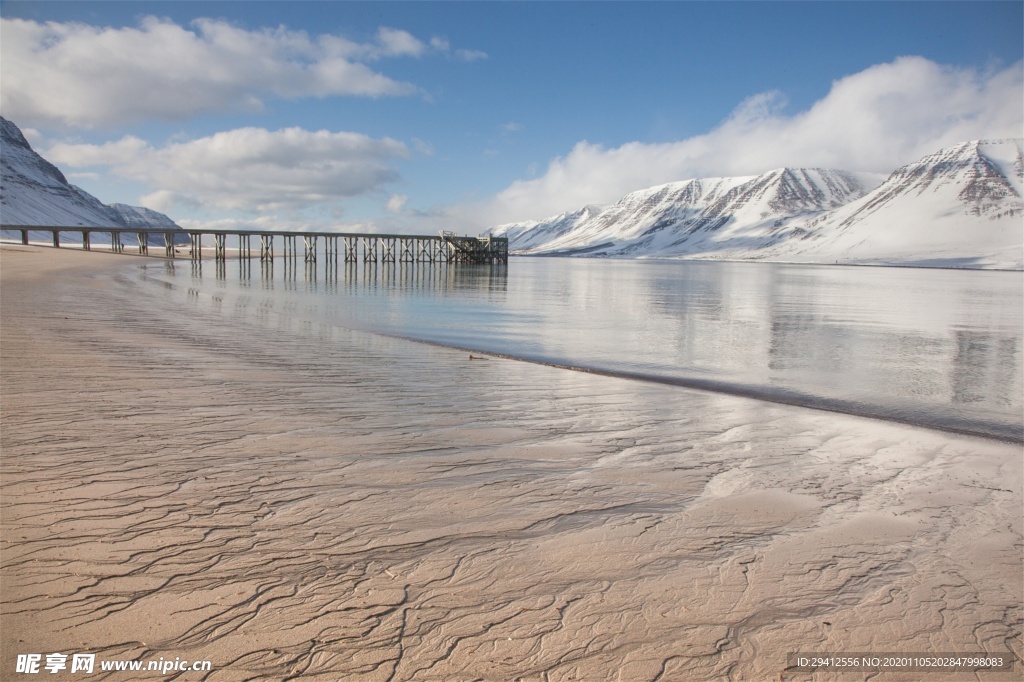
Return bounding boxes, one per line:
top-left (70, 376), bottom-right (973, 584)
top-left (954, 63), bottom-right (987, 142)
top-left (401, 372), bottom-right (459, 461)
top-left (487, 139), bottom-right (1023, 269)
top-left (0, 116), bottom-right (181, 231)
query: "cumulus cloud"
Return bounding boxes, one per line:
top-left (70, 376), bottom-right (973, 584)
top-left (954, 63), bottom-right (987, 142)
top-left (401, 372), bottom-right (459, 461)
top-left (425, 36), bottom-right (488, 63)
top-left (454, 48), bottom-right (489, 63)
top-left (0, 17), bottom-right (483, 127)
top-left (46, 127), bottom-right (409, 212)
top-left (174, 214), bottom-right (356, 233)
top-left (386, 194), bottom-right (409, 213)
top-left (373, 27), bottom-right (427, 58)
top-left (468, 57), bottom-right (1024, 228)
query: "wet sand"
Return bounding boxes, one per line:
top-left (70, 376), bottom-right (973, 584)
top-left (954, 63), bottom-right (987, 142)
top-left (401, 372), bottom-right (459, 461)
top-left (1, 245), bottom-right (1021, 680)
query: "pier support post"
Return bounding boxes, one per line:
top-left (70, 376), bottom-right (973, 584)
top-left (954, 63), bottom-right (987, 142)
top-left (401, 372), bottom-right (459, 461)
top-left (344, 237), bottom-right (358, 262)
top-left (82, 231), bottom-right (91, 251)
top-left (304, 235), bottom-right (317, 263)
top-left (136, 232), bottom-right (148, 255)
top-left (21, 229), bottom-right (28, 245)
top-left (260, 234), bottom-right (274, 262)
top-left (214, 233), bottom-right (226, 261)
top-left (282, 234), bottom-right (298, 259)
top-left (362, 237), bottom-right (378, 263)
top-left (112, 231), bottom-right (123, 254)
top-left (53, 230), bottom-right (60, 248)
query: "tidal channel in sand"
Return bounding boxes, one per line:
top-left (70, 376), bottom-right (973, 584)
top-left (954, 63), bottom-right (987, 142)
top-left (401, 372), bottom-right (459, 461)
top-left (1, 245), bottom-right (1021, 680)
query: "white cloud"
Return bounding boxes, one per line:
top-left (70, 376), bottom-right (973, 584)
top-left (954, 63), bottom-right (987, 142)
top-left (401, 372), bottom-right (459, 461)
top-left (386, 194), bottom-right (408, 213)
top-left (455, 49), bottom-right (488, 63)
top-left (0, 17), bottom-right (482, 127)
top-left (465, 57), bottom-right (1024, 228)
top-left (175, 215), bottom-right (326, 233)
top-left (412, 138), bottom-right (435, 156)
top-left (425, 35), bottom-right (487, 62)
top-left (66, 171), bottom-right (101, 181)
top-left (139, 189), bottom-right (199, 213)
top-left (374, 27), bottom-right (427, 58)
top-left (20, 127), bottom-right (43, 144)
top-left (46, 127), bottom-right (409, 213)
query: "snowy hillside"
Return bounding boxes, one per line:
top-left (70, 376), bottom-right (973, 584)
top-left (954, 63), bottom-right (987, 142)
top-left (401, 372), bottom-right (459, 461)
top-left (488, 140), bottom-right (1023, 269)
top-left (777, 139), bottom-right (1024, 268)
top-left (0, 116), bottom-right (182, 234)
top-left (107, 203), bottom-right (180, 230)
top-left (489, 168), bottom-right (884, 258)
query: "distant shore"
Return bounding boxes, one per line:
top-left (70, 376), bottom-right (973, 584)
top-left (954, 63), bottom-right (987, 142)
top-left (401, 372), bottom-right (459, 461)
top-left (2, 244), bottom-right (1020, 680)
top-left (515, 250), bottom-right (1024, 272)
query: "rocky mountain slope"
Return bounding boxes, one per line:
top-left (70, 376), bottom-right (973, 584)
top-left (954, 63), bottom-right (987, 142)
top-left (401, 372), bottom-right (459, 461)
top-left (772, 139), bottom-right (1024, 268)
top-left (0, 116), bottom-right (181, 233)
top-left (488, 139), bottom-right (1023, 269)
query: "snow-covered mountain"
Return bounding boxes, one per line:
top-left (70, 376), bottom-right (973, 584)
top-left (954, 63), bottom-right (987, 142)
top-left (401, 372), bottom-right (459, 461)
top-left (0, 116), bottom-right (181, 233)
top-left (488, 139), bottom-right (1023, 269)
top-left (106, 203), bottom-right (179, 231)
top-left (773, 139), bottom-right (1024, 268)
top-left (490, 168), bottom-right (883, 258)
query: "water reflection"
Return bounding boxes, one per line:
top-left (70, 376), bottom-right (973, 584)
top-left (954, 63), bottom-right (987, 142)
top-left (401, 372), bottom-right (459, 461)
top-left (950, 330), bottom-right (1020, 407)
top-left (228, 255), bottom-right (510, 296)
top-left (145, 257), bottom-right (1022, 441)
top-left (238, 257), bottom-right (251, 282)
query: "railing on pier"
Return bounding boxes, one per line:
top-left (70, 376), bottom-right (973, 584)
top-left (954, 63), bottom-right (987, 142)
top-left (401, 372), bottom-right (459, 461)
top-left (1, 227), bottom-right (509, 265)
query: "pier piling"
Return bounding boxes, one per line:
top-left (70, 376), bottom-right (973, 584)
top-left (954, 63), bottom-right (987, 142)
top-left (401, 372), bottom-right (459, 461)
top-left (3, 226), bottom-right (508, 265)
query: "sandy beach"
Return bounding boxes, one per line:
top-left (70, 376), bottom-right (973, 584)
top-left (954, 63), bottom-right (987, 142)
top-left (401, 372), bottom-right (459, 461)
top-left (1, 245), bottom-right (1020, 680)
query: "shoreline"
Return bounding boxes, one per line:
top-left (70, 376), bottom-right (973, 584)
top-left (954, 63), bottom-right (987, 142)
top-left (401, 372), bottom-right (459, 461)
top-left (125, 247), bottom-right (1023, 444)
top-left (2, 245), bottom-right (1021, 680)
top-left (513, 252), bottom-right (1024, 272)
top-left (350, 334), bottom-right (1024, 445)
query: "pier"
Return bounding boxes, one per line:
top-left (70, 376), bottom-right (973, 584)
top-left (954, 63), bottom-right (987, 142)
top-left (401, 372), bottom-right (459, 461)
top-left (1, 227), bottom-right (509, 265)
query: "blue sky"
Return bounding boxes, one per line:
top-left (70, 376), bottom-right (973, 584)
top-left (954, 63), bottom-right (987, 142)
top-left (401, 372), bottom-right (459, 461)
top-left (1, 1), bottom-right (1021, 233)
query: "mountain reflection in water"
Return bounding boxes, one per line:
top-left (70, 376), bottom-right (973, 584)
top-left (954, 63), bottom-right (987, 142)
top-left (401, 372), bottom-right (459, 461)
top-left (145, 256), bottom-right (1023, 442)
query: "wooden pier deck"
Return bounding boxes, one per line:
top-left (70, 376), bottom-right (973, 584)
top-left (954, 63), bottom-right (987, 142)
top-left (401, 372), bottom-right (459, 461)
top-left (1, 227), bottom-right (509, 265)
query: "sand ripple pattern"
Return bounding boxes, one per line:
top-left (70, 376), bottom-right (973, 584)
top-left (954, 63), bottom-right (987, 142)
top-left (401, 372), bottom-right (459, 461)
top-left (1, 249), bottom-right (1021, 681)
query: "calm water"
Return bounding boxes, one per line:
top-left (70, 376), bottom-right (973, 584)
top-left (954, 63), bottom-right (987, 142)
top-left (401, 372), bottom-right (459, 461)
top-left (136, 256), bottom-right (1023, 442)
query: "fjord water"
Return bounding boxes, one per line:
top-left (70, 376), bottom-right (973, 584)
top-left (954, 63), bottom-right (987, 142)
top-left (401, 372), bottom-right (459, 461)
top-left (140, 257), bottom-right (1023, 442)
